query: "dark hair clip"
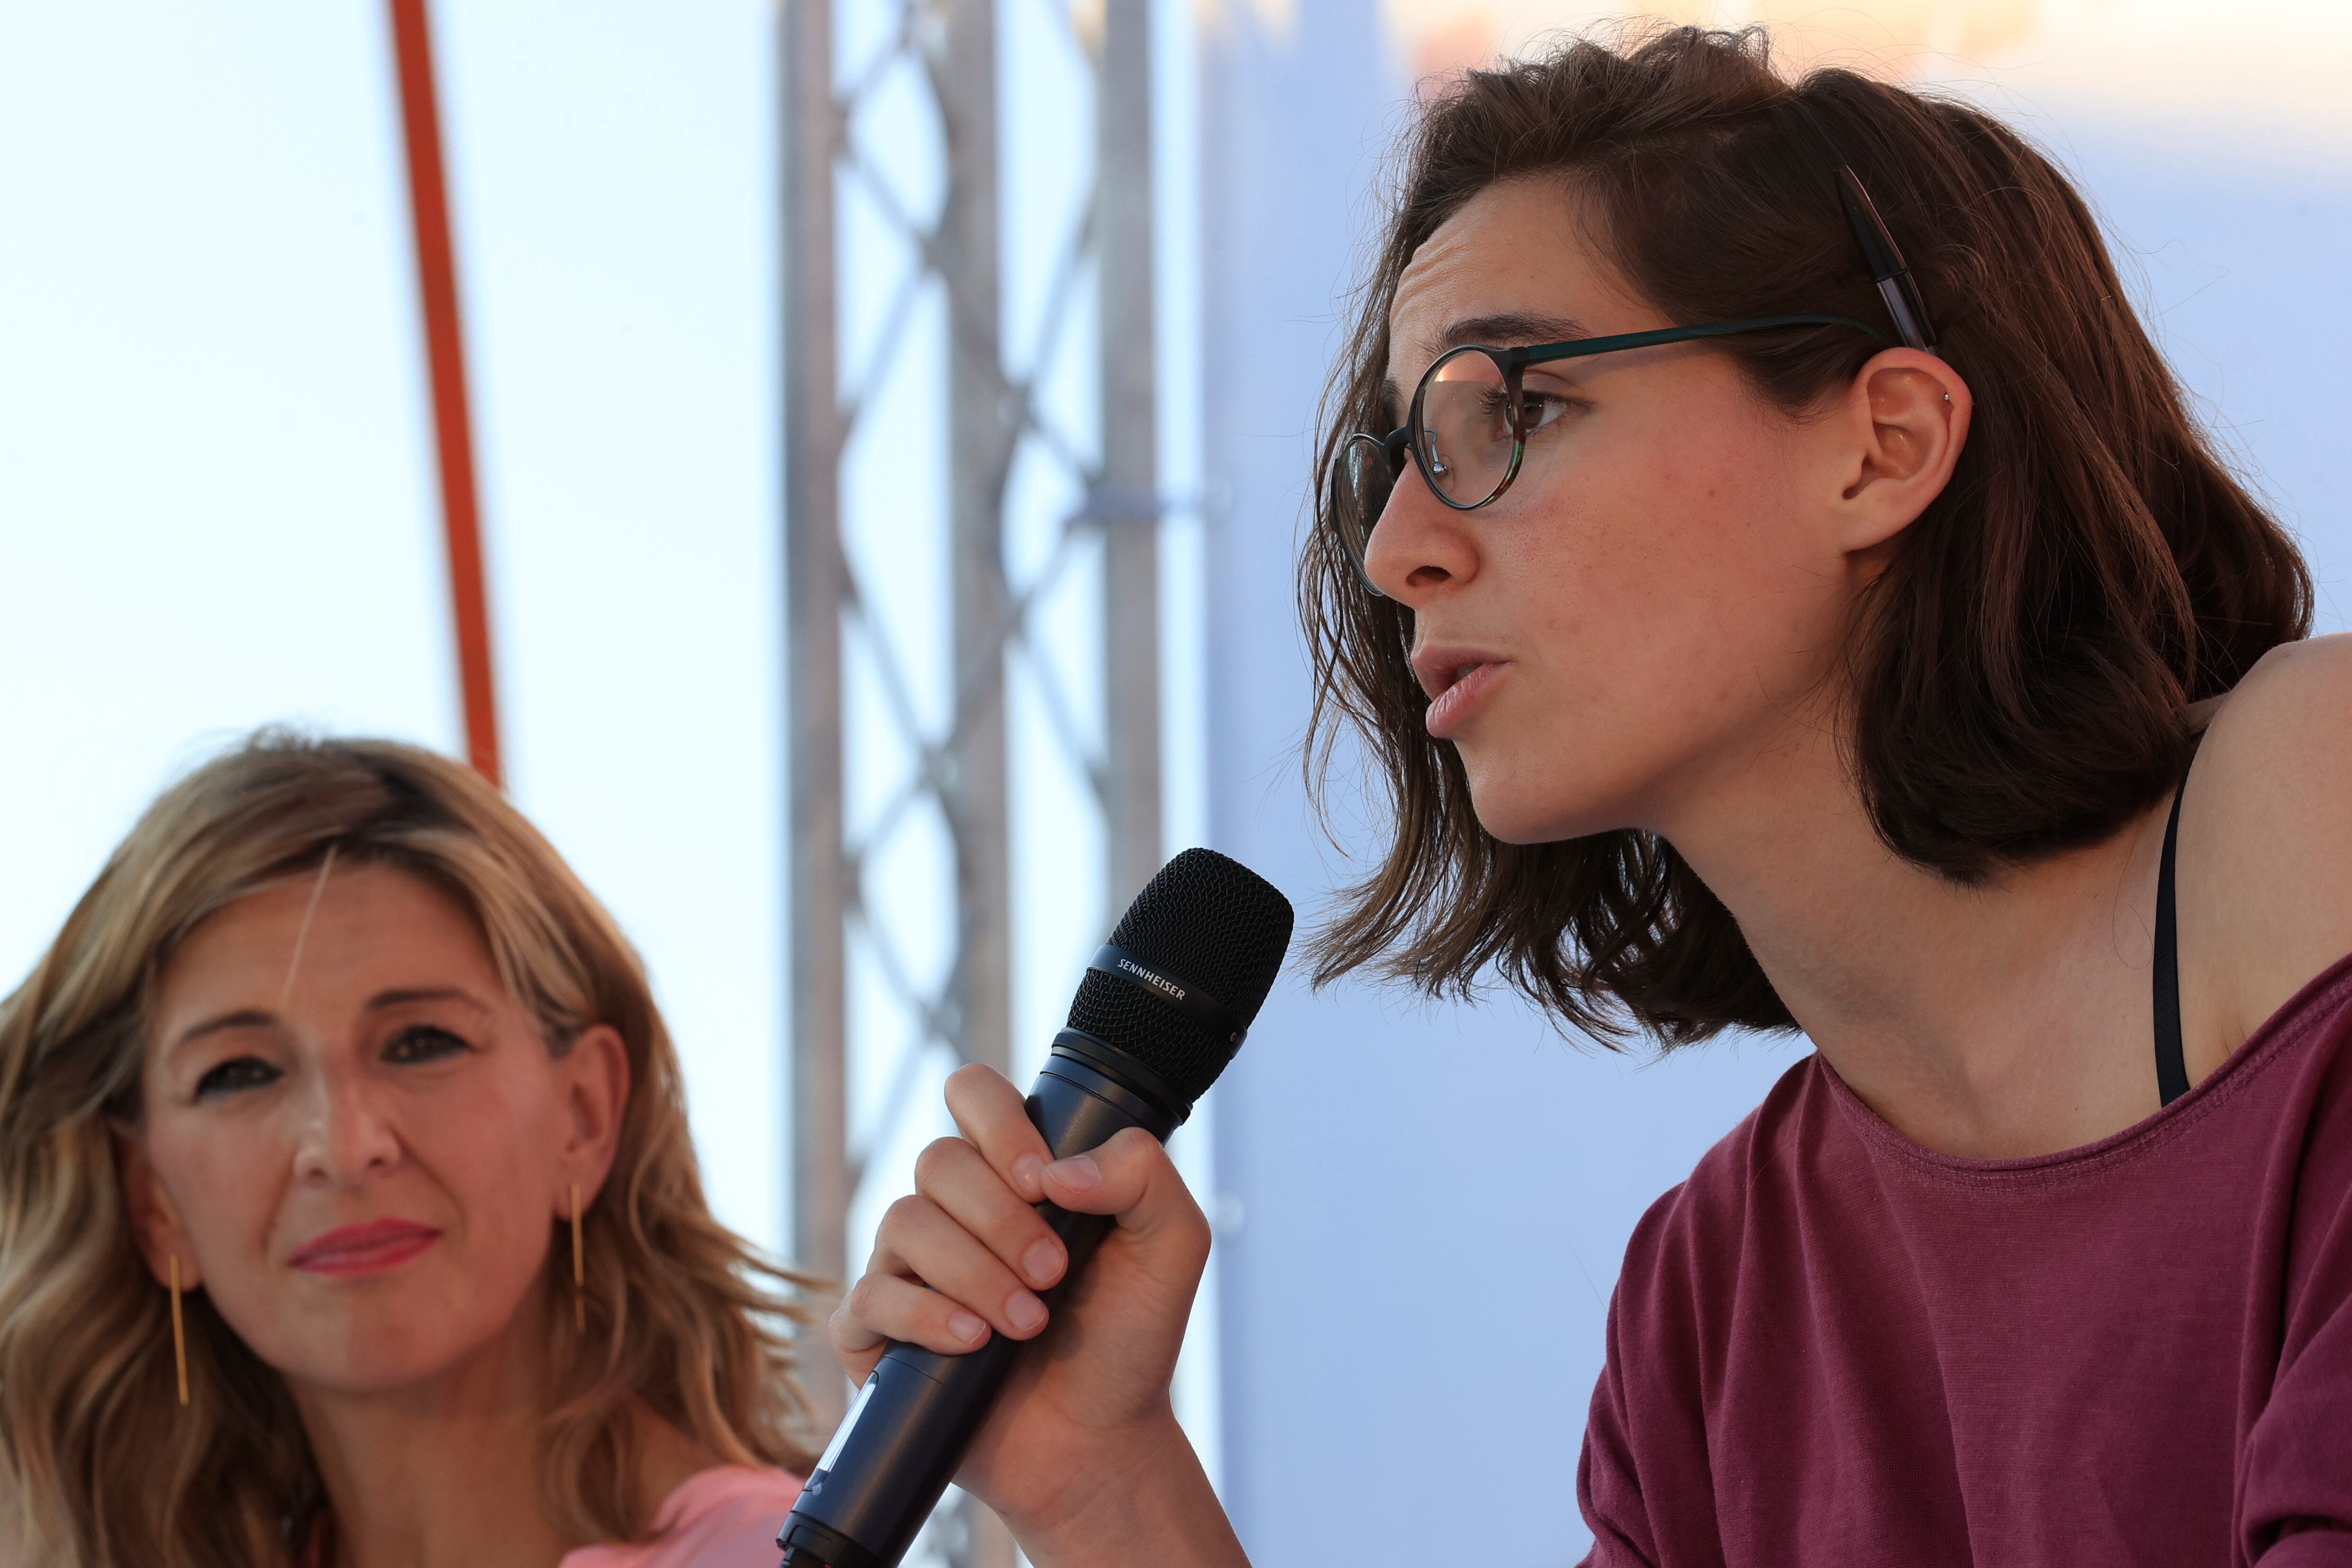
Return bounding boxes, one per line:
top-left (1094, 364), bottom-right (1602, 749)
top-left (1837, 166), bottom-right (1938, 354)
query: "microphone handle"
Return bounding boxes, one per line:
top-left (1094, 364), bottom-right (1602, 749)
top-left (777, 1038), bottom-right (1181, 1568)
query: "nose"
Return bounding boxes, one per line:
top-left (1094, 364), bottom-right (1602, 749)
top-left (1362, 457), bottom-right (1480, 604)
top-left (292, 1066), bottom-right (402, 1187)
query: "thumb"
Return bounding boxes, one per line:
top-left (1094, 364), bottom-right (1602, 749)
top-left (1040, 1126), bottom-right (1206, 1246)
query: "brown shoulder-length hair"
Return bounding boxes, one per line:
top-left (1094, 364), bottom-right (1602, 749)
top-left (1302, 27), bottom-right (2311, 1044)
top-left (0, 732), bottom-right (818, 1567)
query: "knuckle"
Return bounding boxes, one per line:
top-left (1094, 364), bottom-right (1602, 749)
top-left (1106, 1125), bottom-right (1164, 1163)
top-left (912, 1137), bottom-right (965, 1187)
top-left (1173, 1205), bottom-right (1213, 1266)
top-left (881, 1192), bottom-right (932, 1234)
top-left (945, 1061), bottom-right (1006, 1100)
top-left (1093, 1127), bottom-right (1164, 1186)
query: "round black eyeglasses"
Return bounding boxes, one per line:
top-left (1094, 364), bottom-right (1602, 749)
top-left (1328, 167), bottom-right (1938, 597)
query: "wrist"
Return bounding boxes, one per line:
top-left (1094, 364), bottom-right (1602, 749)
top-left (1010, 1410), bottom-right (1245, 1568)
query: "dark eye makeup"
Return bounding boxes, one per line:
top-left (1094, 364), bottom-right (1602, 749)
top-left (383, 1023), bottom-right (472, 1064)
top-left (193, 1056), bottom-right (283, 1101)
top-left (187, 1024), bottom-right (475, 1102)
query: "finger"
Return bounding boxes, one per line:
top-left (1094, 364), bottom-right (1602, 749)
top-left (868, 1194), bottom-right (1053, 1341)
top-left (916, 1135), bottom-right (1070, 1291)
top-left (1042, 1126), bottom-right (1210, 1258)
top-left (944, 1062), bottom-right (1053, 1204)
top-left (834, 1271), bottom-right (994, 1365)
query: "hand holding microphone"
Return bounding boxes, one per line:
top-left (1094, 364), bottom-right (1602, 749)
top-left (783, 850), bottom-right (1292, 1568)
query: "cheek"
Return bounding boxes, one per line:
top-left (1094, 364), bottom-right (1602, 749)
top-left (1457, 407), bottom-right (1824, 838)
top-left (194, 1064), bottom-right (572, 1390)
top-left (421, 1060), bottom-right (570, 1260)
top-left (1544, 408), bottom-right (1811, 667)
top-left (1496, 434), bottom-right (1768, 696)
top-left (1600, 408), bottom-right (1788, 580)
top-left (140, 1114), bottom-right (347, 1384)
top-left (145, 1117), bottom-right (286, 1270)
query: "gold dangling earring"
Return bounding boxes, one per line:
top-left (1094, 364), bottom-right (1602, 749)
top-left (570, 1183), bottom-right (585, 1331)
top-left (168, 1254), bottom-right (189, 1406)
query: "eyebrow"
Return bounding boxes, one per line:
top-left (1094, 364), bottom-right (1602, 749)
top-left (173, 1008), bottom-right (277, 1051)
top-left (1436, 311), bottom-right (1591, 350)
top-left (365, 986), bottom-right (490, 1014)
top-left (167, 987), bottom-right (490, 1053)
top-left (1384, 311), bottom-right (1597, 409)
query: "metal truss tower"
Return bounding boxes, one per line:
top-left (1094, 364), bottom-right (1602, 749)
top-left (783, 0), bottom-right (1163, 1560)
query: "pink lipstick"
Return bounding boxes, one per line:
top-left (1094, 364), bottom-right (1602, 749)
top-left (289, 1218), bottom-right (442, 1278)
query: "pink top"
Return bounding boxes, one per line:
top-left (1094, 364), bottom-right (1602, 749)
top-left (1580, 951), bottom-right (2352, 1565)
top-left (562, 1467), bottom-right (804, 1568)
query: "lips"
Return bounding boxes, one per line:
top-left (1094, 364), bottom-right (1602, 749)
top-left (1421, 657), bottom-right (1508, 738)
top-left (288, 1218), bottom-right (442, 1278)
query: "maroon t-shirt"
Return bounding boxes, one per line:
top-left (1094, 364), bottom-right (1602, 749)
top-left (1580, 952), bottom-right (2352, 1565)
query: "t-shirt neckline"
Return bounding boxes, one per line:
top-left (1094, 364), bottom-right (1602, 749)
top-left (1814, 946), bottom-right (2352, 1187)
top-left (639, 1465), bottom-right (785, 1534)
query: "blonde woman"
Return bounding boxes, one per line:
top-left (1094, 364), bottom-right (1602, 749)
top-left (0, 733), bottom-right (816, 1568)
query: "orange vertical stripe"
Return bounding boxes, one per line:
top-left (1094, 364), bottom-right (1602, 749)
top-left (388, 0), bottom-right (501, 788)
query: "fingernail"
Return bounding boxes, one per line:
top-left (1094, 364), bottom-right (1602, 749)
top-left (1046, 1154), bottom-right (1100, 1191)
top-left (1012, 1154), bottom-right (1045, 1198)
top-left (1023, 1238), bottom-right (1063, 1286)
top-left (949, 1310), bottom-right (987, 1344)
top-left (1006, 1290), bottom-right (1047, 1333)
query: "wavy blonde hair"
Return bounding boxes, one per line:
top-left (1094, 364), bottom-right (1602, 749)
top-left (0, 732), bottom-right (818, 1566)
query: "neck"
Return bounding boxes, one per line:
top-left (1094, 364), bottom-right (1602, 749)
top-left (292, 1299), bottom-right (570, 1568)
top-left (291, 1296), bottom-right (730, 1568)
top-left (1655, 707), bottom-right (2169, 1159)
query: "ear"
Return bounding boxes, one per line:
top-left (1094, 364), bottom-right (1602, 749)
top-left (1825, 348), bottom-right (1972, 556)
top-left (554, 1024), bottom-right (631, 1214)
top-left (112, 1126), bottom-right (203, 1290)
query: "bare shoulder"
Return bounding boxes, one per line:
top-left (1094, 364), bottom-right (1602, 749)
top-left (2183, 634), bottom-right (2352, 1052)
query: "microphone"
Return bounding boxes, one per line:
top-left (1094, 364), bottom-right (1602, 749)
top-left (776, 848), bottom-right (1294, 1568)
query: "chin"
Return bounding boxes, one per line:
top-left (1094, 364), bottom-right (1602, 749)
top-left (260, 1338), bottom-right (445, 1395)
top-left (259, 1298), bottom-right (511, 1395)
top-left (1466, 790), bottom-right (1596, 847)
top-left (1460, 753), bottom-right (1637, 846)
top-left (305, 1329), bottom-right (500, 1394)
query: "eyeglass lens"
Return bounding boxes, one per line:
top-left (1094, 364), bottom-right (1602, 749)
top-left (1330, 435), bottom-right (1395, 579)
top-left (1415, 346), bottom-right (1522, 508)
top-left (1328, 346), bottom-right (1524, 582)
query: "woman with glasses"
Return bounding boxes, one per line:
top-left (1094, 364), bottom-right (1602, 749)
top-left (837, 27), bottom-right (2350, 1564)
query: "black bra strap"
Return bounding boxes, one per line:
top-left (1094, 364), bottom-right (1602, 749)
top-left (2153, 780), bottom-right (2190, 1107)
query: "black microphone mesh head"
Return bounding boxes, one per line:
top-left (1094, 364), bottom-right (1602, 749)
top-left (1065, 848), bottom-right (1294, 1104)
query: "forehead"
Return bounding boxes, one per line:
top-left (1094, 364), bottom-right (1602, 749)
top-left (1387, 176), bottom-right (1644, 371)
top-left (159, 863), bottom-right (493, 1007)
